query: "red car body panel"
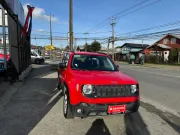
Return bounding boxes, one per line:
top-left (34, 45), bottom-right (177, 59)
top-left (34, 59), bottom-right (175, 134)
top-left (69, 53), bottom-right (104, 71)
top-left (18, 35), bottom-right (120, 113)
top-left (58, 52), bottom-right (139, 105)
top-left (0, 54), bottom-right (10, 60)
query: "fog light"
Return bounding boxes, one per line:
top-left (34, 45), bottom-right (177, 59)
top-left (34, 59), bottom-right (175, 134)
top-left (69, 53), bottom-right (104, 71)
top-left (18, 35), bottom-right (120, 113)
top-left (77, 109), bottom-right (82, 114)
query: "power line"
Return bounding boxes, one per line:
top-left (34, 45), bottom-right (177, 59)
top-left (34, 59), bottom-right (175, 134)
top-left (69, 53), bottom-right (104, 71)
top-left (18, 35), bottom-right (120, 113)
top-left (32, 30), bottom-right (112, 35)
top-left (86, 0), bottom-right (150, 32)
top-left (116, 20), bottom-right (180, 36)
top-left (115, 28), bottom-right (180, 41)
top-left (86, 0), bottom-right (161, 33)
top-left (112, 0), bottom-right (149, 18)
top-left (116, 0), bottom-right (162, 20)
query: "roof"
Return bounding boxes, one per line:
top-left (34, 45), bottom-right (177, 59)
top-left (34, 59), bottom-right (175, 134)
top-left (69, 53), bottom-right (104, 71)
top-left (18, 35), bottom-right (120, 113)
top-left (148, 34), bottom-right (180, 49)
top-left (157, 44), bottom-right (171, 49)
top-left (66, 51), bottom-right (107, 56)
top-left (121, 43), bottom-right (150, 49)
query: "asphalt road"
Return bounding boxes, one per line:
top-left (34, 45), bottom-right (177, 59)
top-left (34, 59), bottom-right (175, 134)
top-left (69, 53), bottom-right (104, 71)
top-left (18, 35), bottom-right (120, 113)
top-left (118, 63), bottom-right (180, 116)
top-left (0, 63), bottom-right (179, 135)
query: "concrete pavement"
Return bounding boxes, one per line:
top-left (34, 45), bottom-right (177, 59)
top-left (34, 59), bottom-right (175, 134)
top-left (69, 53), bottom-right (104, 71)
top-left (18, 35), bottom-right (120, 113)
top-left (0, 63), bottom-right (179, 135)
top-left (117, 63), bottom-right (180, 117)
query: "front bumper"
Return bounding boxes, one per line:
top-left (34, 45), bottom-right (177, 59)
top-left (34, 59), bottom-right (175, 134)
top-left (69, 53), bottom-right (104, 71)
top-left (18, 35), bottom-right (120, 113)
top-left (71, 101), bottom-right (139, 118)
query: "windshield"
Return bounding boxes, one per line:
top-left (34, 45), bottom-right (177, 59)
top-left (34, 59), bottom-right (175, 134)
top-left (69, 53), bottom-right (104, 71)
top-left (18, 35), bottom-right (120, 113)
top-left (71, 54), bottom-right (118, 71)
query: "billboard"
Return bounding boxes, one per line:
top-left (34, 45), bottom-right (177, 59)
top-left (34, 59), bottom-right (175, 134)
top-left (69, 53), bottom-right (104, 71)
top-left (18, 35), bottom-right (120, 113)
top-left (45, 45), bottom-right (55, 51)
top-left (5, 0), bottom-right (24, 25)
top-left (0, 9), bottom-right (8, 26)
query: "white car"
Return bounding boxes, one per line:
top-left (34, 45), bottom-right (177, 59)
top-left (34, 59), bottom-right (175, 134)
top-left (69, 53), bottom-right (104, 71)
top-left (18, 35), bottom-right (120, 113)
top-left (31, 50), bottom-right (45, 64)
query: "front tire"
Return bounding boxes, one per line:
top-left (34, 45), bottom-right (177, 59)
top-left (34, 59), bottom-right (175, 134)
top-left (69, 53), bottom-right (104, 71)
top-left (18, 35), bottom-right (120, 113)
top-left (35, 59), bottom-right (40, 64)
top-left (56, 81), bottom-right (61, 90)
top-left (63, 86), bottom-right (74, 119)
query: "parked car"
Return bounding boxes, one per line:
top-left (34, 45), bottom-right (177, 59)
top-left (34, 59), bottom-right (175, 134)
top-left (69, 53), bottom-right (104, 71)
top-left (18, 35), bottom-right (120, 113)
top-left (0, 49), bottom-right (10, 73)
top-left (31, 50), bottom-right (44, 64)
top-left (44, 52), bottom-right (50, 59)
top-left (57, 51), bottom-right (139, 119)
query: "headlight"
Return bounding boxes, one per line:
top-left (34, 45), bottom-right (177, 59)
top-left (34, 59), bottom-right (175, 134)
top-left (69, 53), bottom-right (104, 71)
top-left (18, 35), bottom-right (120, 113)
top-left (82, 85), bottom-right (93, 95)
top-left (131, 85), bottom-right (138, 93)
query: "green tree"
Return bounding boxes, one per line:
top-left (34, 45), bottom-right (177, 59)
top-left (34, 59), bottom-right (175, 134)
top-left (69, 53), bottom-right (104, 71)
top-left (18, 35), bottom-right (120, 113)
top-left (85, 44), bottom-right (92, 52)
top-left (77, 46), bottom-right (80, 51)
top-left (115, 46), bottom-right (121, 48)
top-left (64, 45), bottom-right (70, 51)
top-left (91, 41), bottom-right (101, 52)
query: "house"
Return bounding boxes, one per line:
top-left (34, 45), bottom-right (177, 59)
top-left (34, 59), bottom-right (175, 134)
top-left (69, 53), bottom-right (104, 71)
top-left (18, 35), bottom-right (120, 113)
top-left (147, 34), bottom-right (180, 62)
top-left (121, 43), bottom-right (150, 55)
top-left (76, 45), bottom-right (85, 51)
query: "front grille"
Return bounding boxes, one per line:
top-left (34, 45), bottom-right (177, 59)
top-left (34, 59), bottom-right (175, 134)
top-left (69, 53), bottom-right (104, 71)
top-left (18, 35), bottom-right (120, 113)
top-left (89, 85), bottom-right (137, 98)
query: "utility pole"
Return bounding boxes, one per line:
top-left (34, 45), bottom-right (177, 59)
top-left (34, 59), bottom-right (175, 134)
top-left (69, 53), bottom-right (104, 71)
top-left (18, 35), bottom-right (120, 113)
top-left (46, 13), bottom-right (53, 60)
top-left (2, 7), bottom-right (7, 71)
top-left (74, 38), bottom-right (77, 51)
top-left (110, 17), bottom-right (116, 61)
top-left (84, 32), bottom-right (88, 51)
top-left (50, 14), bottom-right (53, 45)
top-left (35, 36), bottom-right (37, 46)
top-left (69, 0), bottom-right (73, 50)
top-left (107, 38), bottom-right (110, 55)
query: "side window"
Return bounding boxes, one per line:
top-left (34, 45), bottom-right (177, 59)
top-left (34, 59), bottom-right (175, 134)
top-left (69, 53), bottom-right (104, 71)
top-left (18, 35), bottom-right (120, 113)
top-left (62, 53), bottom-right (70, 66)
top-left (31, 51), bottom-right (37, 56)
top-left (62, 54), bottom-right (67, 63)
top-left (65, 54), bottom-right (70, 66)
top-left (102, 57), bottom-right (115, 70)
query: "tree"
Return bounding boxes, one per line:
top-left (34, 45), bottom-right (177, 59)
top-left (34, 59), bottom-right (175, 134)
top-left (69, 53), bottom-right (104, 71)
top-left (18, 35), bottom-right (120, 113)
top-left (64, 45), bottom-right (70, 51)
top-left (77, 46), bottom-right (80, 51)
top-left (85, 44), bottom-right (92, 52)
top-left (91, 41), bottom-right (101, 52)
top-left (115, 46), bottom-right (121, 49)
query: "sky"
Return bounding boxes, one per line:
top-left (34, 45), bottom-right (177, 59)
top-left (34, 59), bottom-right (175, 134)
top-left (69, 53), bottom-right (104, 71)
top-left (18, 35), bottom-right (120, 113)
top-left (19, 0), bottom-right (180, 48)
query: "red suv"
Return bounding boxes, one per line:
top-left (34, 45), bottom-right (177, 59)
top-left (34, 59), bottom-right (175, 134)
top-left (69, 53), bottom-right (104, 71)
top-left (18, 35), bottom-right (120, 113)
top-left (58, 51), bottom-right (139, 119)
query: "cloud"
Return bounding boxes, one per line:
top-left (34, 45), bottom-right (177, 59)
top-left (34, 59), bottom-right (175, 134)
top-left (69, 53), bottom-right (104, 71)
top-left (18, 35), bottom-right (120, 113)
top-left (23, 3), bottom-right (58, 22)
top-left (37, 29), bottom-right (45, 32)
top-left (32, 29), bottom-right (46, 32)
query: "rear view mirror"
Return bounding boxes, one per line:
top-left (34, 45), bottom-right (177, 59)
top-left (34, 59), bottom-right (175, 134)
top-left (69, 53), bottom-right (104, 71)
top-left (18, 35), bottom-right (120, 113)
top-left (59, 63), bottom-right (66, 69)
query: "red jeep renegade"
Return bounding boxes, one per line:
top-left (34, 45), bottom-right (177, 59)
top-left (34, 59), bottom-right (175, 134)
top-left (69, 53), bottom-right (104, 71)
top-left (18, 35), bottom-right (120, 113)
top-left (58, 51), bottom-right (139, 119)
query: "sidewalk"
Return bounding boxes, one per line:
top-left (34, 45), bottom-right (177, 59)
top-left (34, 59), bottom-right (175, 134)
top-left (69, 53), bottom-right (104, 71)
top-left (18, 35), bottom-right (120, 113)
top-left (116, 61), bottom-right (180, 71)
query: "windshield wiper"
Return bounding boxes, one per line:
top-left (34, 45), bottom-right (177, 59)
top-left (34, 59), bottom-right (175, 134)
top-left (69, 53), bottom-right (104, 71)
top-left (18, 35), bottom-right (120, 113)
top-left (71, 68), bottom-right (89, 71)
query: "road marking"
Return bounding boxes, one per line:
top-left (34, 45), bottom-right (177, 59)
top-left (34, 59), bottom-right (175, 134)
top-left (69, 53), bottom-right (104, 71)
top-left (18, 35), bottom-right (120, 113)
top-left (120, 67), bottom-right (180, 78)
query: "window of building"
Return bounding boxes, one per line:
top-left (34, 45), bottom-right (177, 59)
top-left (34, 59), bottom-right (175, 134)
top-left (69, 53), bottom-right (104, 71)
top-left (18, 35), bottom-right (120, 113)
top-left (171, 38), bottom-right (176, 44)
top-left (150, 51), bottom-right (162, 56)
top-left (163, 38), bottom-right (168, 44)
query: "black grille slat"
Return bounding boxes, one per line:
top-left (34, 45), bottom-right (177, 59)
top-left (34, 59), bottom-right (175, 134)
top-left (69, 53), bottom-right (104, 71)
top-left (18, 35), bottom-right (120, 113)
top-left (93, 85), bottom-right (134, 98)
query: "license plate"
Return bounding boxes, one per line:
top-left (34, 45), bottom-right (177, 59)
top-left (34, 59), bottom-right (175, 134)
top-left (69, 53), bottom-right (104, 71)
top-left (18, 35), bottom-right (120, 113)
top-left (108, 105), bottom-right (126, 114)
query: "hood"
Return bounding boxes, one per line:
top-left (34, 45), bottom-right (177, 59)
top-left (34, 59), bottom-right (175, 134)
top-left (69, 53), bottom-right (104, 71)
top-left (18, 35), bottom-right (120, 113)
top-left (70, 70), bottom-right (138, 85)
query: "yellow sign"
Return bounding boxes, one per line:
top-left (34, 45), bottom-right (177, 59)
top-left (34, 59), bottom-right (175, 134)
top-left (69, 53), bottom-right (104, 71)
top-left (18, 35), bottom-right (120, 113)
top-left (45, 45), bottom-right (55, 50)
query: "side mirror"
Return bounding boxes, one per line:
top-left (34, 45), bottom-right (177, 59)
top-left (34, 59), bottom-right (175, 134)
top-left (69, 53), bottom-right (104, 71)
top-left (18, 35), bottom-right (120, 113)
top-left (59, 63), bottom-right (66, 69)
top-left (116, 65), bottom-right (119, 69)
